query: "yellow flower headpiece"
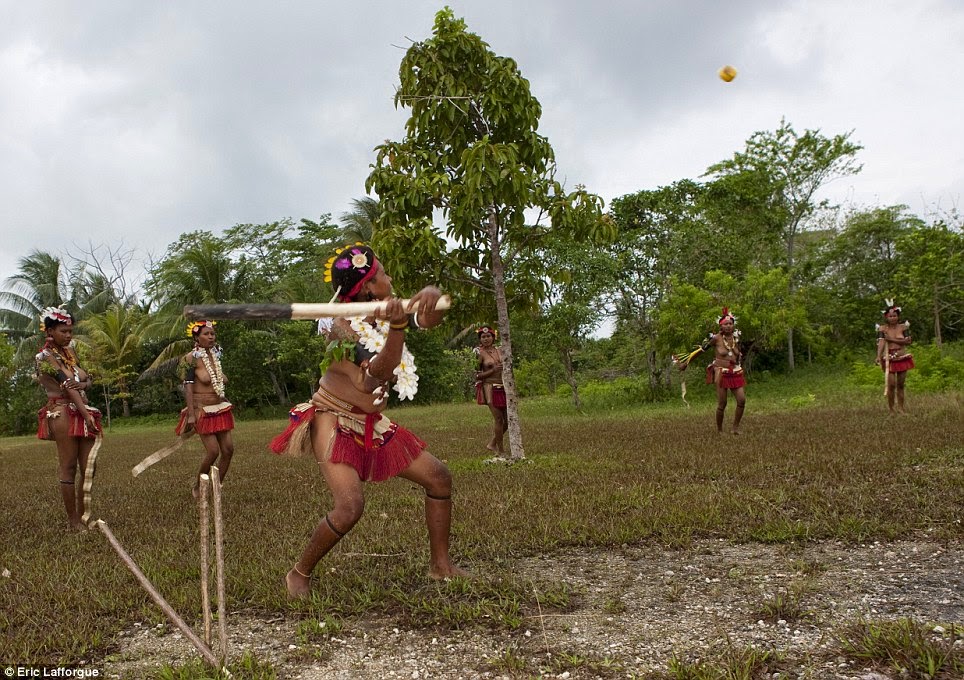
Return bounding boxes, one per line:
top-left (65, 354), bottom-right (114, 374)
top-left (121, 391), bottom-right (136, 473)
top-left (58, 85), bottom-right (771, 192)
top-left (323, 242), bottom-right (367, 284)
top-left (186, 320), bottom-right (216, 337)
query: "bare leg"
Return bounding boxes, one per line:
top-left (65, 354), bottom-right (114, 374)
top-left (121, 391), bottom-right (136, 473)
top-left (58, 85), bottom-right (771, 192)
top-left (213, 431), bottom-right (235, 481)
top-left (397, 452), bottom-right (468, 579)
top-left (731, 387), bottom-right (746, 434)
top-left (194, 433), bottom-right (222, 497)
top-left (53, 421), bottom-right (84, 530)
top-left (886, 374), bottom-right (897, 414)
top-left (286, 460), bottom-right (364, 598)
top-left (486, 405), bottom-right (506, 453)
top-left (715, 384), bottom-right (728, 434)
top-left (895, 372), bottom-right (908, 413)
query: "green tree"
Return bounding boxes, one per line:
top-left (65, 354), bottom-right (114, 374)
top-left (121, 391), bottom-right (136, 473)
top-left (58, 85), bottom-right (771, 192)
top-left (79, 305), bottom-right (165, 418)
top-left (705, 119), bottom-right (863, 370)
top-left (895, 221), bottom-right (964, 348)
top-left (366, 7), bottom-right (613, 459)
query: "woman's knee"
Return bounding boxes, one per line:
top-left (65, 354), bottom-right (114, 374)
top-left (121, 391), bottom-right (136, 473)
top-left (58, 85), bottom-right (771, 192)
top-left (330, 494), bottom-right (365, 527)
top-left (58, 462), bottom-right (78, 479)
top-left (424, 462), bottom-right (453, 498)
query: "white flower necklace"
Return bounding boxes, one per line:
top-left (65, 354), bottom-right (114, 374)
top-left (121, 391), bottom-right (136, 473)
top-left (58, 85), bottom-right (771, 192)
top-left (348, 316), bottom-right (419, 403)
top-left (194, 346), bottom-right (226, 399)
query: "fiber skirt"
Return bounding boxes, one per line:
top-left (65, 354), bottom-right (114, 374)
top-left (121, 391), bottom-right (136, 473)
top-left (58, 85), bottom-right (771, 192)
top-left (706, 366), bottom-right (746, 389)
top-left (175, 402), bottom-right (234, 436)
top-left (884, 355), bottom-right (914, 373)
top-left (477, 382), bottom-right (506, 408)
top-left (37, 400), bottom-right (102, 440)
top-left (270, 404), bottom-right (426, 482)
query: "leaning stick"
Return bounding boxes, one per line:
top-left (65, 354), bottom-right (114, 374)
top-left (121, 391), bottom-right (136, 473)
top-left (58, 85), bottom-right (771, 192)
top-left (884, 351), bottom-right (891, 396)
top-left (199, 474), bottom-right (212, 648)
top-left (184, 295), bottom-right (451, 321)
top-left (96, 520), bottom-right (223, 671)
top-left (210, 466), bottom-right (228, 662)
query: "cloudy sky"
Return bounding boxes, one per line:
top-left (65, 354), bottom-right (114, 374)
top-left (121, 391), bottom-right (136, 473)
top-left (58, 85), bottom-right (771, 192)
top-left (2, 0), bottom-right (962, 293)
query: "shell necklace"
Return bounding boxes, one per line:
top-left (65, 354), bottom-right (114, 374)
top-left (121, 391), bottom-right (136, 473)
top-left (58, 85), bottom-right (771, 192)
top-left (195, 346), bottom-right (225, 398)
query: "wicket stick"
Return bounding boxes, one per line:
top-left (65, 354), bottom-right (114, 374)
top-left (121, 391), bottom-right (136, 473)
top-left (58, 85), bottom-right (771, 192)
top-left (199, 474), bottom-right (212, 647)
top-left (96, 520), bottom-right (224, 671)
top-left (210, 466), bottom-right (228, 662)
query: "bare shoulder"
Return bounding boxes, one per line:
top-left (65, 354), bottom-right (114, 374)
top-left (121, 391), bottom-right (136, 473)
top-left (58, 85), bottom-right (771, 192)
top-left (327, 318), bottom-right (359, 342)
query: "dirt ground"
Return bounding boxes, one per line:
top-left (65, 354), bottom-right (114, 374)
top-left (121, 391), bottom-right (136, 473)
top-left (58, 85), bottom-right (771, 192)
top-left (105, 539), bottom-right (963, 679)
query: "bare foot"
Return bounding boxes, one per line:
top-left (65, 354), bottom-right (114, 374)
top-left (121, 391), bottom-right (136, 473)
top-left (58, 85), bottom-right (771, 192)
top-left (429, 563), bottom-right (471, 581)
top-left (285, 568), bottom-right (311, 599)
top-left (731, 430), bottom-right (740, 435)
top-left (69, 520), bottom-right (88, 532)
top-left (192, 483), bottom-right (200, 500)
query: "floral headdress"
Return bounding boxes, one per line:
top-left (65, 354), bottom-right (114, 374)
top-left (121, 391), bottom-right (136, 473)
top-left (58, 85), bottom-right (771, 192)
top-left (324, 243), bottom-right (379, 302)
top-left (39, 306), bottom-right (73, 332)
top-left (476, 325), bottom-right (498, 338)
top-left (881, 298), bottom-right (901, 316)
top-left (717, 307), bottom-right (737, 325)
top-left (186, 320), bottom-right (216, 337)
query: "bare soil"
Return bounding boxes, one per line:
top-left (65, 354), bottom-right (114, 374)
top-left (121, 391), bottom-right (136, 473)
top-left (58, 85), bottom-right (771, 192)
top-left (106, 539), bottom-right (963, 679)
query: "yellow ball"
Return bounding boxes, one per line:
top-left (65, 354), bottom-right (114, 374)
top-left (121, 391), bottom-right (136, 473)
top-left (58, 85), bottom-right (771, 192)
top-left (718, 65), bottom-right (737, 82)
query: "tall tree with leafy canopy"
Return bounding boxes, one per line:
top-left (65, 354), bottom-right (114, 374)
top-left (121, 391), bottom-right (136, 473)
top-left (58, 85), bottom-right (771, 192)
top-left (366, 7), bottom-right (612, 460)
top-left (704, 119), bottom-right (862, 370)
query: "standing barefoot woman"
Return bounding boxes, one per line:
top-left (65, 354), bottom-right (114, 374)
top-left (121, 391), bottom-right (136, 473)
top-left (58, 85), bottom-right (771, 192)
top-left (35, 307), bottom-right (102, 530)
top-left (473, 325), bottom-right (507, 454)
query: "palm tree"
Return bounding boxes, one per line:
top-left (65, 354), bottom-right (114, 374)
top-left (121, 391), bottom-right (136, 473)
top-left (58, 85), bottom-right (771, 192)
top-left (339, 197), bottom-right (380, 243)
top-left (78, 305), bottom-right (166, 419)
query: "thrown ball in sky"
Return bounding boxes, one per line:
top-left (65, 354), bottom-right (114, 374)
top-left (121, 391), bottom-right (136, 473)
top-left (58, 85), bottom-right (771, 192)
top-left (718, 65), bottom-right (737, 82)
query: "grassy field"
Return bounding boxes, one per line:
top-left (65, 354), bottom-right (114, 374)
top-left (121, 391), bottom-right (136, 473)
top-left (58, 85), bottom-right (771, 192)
top-left (1, 367), bottom-right (962, 675)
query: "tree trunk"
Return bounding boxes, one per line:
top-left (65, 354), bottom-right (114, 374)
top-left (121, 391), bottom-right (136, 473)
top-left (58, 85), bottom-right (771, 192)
top-left (933, 283), bottom-right (943, 351)
top-left (122, 398), bottom-right (130, 418)
top-left (786, 327), bottom-right (795, 371)
top-left (268, 370), bottom-right (287, 406)
top-left (560, 347), bottom-right (581, 410)
top-left (488, 208), bottom-right (525, 460)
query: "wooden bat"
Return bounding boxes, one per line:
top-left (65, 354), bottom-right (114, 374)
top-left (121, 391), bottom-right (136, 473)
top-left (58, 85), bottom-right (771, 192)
top-left (184, 295), bottom-right (452, 321)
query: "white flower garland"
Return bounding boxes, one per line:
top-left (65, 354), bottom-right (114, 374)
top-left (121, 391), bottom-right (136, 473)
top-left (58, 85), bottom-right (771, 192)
top-left (194, 346), bottom-right (226, 399)
top-left (348, 317), bottom-right (418, 402)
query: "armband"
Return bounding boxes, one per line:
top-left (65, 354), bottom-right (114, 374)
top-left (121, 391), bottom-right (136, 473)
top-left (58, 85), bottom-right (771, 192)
top-left (183, 366), bottom-right (196, 384)
top-left (412, 312), bottom-right (422, 329)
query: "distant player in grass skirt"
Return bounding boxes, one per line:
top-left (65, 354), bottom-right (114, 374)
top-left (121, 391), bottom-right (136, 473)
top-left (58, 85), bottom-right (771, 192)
top-left (705, 308), bottom-right (747, 434)
top-left (875, 299), bottom-right (913, 414)
top-left (269, 243), bottom-right (468, 598)
top-left (179, 320), bottom-right (235, 497)
top-left (473, 325), bottom-right (507, 455)
top-left (35, 307), bottom-right (102, 531)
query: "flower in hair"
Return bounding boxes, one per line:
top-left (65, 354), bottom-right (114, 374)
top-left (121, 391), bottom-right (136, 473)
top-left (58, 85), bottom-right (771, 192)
top-left (717, 307), bottom-right (737, 325)
top-left (476, 325), bottom-right (497, 337)
top-left (186, 320), bottom-right (216, 337)
top-left (324, 242), bottom-right (367, 284)
top-left (39, 306), bottom-right (73, 332)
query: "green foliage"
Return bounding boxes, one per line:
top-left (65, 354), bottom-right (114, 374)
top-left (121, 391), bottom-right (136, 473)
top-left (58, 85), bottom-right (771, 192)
top-left (366, 6), bottom-right (611, 327)
top-left (849, 343), bottom-right (964, 392)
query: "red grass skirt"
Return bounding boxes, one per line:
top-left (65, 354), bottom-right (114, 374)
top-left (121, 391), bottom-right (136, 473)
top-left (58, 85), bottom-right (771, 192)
top-left (270, 404), bottom-right (426, 482)
top-left (706, 365), bottom-right (746, 389)
top-left (37, 400), bottom-right (102, 440)
top-left (884, 355), bottom-right (914, 373)
top-left (175, 403), bottom-right (234, 436)
top-left (478, 383), bottom-right (507, 408)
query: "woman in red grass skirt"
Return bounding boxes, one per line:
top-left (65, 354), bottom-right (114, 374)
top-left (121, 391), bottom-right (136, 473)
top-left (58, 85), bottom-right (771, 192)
top-left (270, 243), bottom-right (468, 598)
top-left (473, 325), bottom-right (507, 455)
top-left (179, 320), bottom-right (235, 497)
top-left (35, 307), bottom-right (102, 531)
top-left (704, 308), bottom-right (747, 435)
top-left (875, 299), bottom-right (913, 414)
